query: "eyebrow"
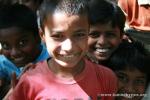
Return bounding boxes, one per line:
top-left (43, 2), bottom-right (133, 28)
top-left (115, 71), bottom-right (128, 76)
top-left (73, 29), bottom-right (87, 33)
top-left (136, 76), bottom-right (146, 79)
top-left (51, 28), bottom-right (87, 34)
top-left (19, 34), bottom-right (32, 38)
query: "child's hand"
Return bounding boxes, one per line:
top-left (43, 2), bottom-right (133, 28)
top-left (12, 63), bottom-right (36, 88)
top-left (11, 72), bottom-right (18, 89)
top-left (0, 79), bottom-right (2, 87)
top-left (3, 63), bottom-right (36, 100)
top-left (3, 87), bottom-right (13, 100)
top-left (122, 34), bottom-right (133, 43)
top-left (2, 72), bottom-right (17, 100)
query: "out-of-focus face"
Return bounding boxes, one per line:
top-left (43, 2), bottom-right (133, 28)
top-left (116, 68), bottom-right (147, 100)
top-left (41, 12), bottom-right (89, 68)
top-left (0, 27), bottom-right (41, 67)
top-left (88, 22), bottom-right (122, 62)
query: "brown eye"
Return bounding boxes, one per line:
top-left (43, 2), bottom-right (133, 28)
top-left (134, 79), bottom-right (146, 86)
top-left (105, 32), bottom-right (116, 38)
top-left (1, 43), bottom-right (10, 50)
top-left (50, 32), bottom-right (64, 41)
top-left (73, 32), bottom-right (86, 39)
top-left (18, 39), bottom-right (28, 48)
top-left (88, 31), bottom-right (100, 38)
top-left (117, 74), bottom-right (128, 83)
top-left (52, 34), bottom-right (63, 38)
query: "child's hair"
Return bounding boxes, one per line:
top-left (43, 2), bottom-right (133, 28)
top-left (18, 0), bottom-right (43, 11)
top-left (39, 0), bottom-right (89, 31)
top-left (88, 0), bottom-right (125, 34)
top-left (0, 4), bottom-right (40, 39)
top-left (107, 40), bottom-right (150, 85)
top-left (0, 0), bottom-right (18, 7)
top-left (19, 0), bottom-right (43, 4)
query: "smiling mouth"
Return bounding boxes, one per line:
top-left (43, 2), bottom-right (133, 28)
top-left (12, 57), bottom-right (25, 64)
top-left (58, 53), bottom-right (80, 61)
top-left (64, 54), bottom-right (75, 58)
top-left (96, 48), bottom-right (109, 53)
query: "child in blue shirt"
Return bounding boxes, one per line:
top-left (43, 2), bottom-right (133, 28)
top-left (0, 4), bottom-right (49, 99)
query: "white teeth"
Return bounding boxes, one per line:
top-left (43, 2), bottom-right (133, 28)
top-left (13, 57), bottom-right (24, 62)
top-left (96, 48), bottom-right (109, 53)
top-left (59, 54), bottom-right (76, 61)
top-left (63, 55), bottom-right (74, 58)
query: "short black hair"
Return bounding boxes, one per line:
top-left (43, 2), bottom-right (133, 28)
top-left (20, 0), bottom-right (43, 4)
top-left (39, 0), bottom-right (89, 31)
top-left (0, 4), bottom-right (39, 38)
top-left (0, 0), bottom-right (18, 7)
top-left (89, 0), bottom-right (125, 34)
top-left (107, 40), bottom-right (150, 84)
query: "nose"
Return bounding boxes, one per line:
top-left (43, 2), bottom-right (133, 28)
top-left (10, 47), bottom-right (20, 58)
top-left (124, 82), bottom-right (135, 93)
top-left (97, 34), bottom-right (106, 45)
top-left (61, 38), bottom-right (73, 51)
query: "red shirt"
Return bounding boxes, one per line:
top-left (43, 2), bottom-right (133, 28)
top-left (9, 59), bottom-right (117, 100)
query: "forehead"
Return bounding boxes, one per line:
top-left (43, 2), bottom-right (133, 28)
top-left (0, 27), bottom-right (33, 41)
top-left (116, 68), bottom-right (146, 78)
top-left (90, 22), bottom-right (120, 33)
top-left (44, 12), bottom-right (89, 31)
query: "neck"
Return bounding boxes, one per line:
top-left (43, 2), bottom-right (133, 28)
top-left (47, 58), bottom-right (85, 79)
top-left (98, 60), bottom-right (108, 66)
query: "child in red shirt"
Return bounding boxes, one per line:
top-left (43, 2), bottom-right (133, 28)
top-left (8, 0), bottom-right (118, 99)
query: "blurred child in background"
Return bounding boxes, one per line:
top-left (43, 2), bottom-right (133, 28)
top-left (107, 41), bottom-right (150, 100)
top-left (87, 0), bottom-right (125, 65)
top-left (0, 4), bottom-right (49, 99)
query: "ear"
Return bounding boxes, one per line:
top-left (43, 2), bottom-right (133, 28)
top-left (39, 28), bottom-right (45, 43)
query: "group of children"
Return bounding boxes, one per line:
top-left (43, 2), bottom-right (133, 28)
top-left (0, 0), bottom-right (149, 100)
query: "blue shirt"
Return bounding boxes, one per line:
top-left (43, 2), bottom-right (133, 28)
top-left (0, 44), bottom-right (49, 81)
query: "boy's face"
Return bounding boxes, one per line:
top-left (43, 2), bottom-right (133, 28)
top-left (116, 68), bottom-right (147, 100)
top-left (88, 22), bottom-right (122, 62)
top-left (0, 27), bottom-right (41, 67)
top-left (41, 12), bottom-right (89, 68)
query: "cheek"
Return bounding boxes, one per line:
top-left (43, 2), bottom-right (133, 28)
top-left (118, 81), bottom-right (125, 90)
top-left (1, 50), bottom-right (10, 58)
top-left (80, 38), bottom-right (88, 51)
top-left (88, 38), bottom-right (97, 50)
top-left (136, 86), bottom-right (146, 93)
top-left (88, 38), bottom-right (96, 45)
top-left (22, 44), bottom-right (37, 54)
top-left (109, 38), bottom-right (121, 47)
top-left (45, 40), bottom-right (59, 56)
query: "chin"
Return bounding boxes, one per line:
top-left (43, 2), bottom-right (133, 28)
top-left (55, 59), bottom-right (77, 68)
top-left (116, 96), bottom-right (142, 100)
top-left (15, 63), bottom-right (25, 67)
top-left (96, 56), bottom-right (109, 61)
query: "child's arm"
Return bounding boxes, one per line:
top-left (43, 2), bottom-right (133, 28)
top-left (0, 79), bottom-right (2, 87)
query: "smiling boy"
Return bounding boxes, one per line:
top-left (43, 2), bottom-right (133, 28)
top-left (8, 0), bottom-right (117, 99)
